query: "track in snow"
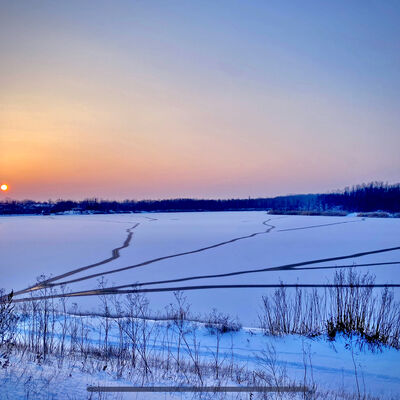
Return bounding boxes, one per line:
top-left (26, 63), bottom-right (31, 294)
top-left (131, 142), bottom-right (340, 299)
top-left (14, 218), bottom-right (276, 293)
top-left (11, 245), bottom-right (400, 303)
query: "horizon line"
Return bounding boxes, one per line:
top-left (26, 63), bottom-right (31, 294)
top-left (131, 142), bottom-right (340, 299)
top-left (1, 180), bottom-right (399, 203)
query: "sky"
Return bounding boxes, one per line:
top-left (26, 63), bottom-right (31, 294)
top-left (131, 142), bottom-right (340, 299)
top-left (0, 0), bottom-right (399, 200)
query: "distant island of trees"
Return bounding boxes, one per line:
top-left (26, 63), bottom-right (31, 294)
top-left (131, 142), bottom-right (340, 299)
top-left (0, 182), bottom-right (399, 216)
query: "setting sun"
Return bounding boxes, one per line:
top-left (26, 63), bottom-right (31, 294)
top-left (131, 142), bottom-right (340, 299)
top-left (1, 184), bottom-right (8, 191)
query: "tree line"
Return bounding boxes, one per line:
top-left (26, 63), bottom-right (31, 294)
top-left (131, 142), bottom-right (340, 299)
top-left (0, 181), bottom-right (399, 215)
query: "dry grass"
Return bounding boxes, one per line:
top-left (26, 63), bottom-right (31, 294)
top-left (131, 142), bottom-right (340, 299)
top-left (259, 270), bottom-right (400, 349)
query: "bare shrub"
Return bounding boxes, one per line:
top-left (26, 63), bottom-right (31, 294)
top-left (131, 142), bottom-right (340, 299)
top-left (327, 270), bottom-right (400, 349)
top-left (205, 309), bottom-right (242, 335)
top-left (259, 270), bottom-right (400, 349)
top-left (0, 289), bottom-right (18, 368)
top-left (259, 286), bottom-right (324, 337)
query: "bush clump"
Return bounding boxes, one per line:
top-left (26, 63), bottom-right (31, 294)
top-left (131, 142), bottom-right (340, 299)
top-left (259, 270), bottom-right (400, 349)
top-left (205, 309), bottom-right (242, 334)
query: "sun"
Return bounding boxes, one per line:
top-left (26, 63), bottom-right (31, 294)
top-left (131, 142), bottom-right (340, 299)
top-left (1, 184), bottom-right (8, 191)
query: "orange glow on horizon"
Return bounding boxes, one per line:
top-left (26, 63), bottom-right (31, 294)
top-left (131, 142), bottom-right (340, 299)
top-left (1, 184), bottom-right (9, 192)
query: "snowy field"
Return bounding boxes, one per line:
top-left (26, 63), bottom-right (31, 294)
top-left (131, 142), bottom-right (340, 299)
top-left (1, 211), bottom-right (400, 398)
top-left (3, 315), bottom-right (400, 399)
top-left (1, 211), bottom-right (399, 323)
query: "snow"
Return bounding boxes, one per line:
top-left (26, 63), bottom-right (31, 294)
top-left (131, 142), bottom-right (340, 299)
top-left (1, 211), bottom-right (400, 398)
top-left (3, 314), bottom-right (400, 399)
top-left (1, 213), bottom-right (400, 317)
top-left (0, 215), bottom-right (130, 292)
top-left (2, 212), bottom-right (399, 324)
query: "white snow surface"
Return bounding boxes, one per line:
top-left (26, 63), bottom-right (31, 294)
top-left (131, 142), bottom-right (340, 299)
top-left (1, 212), bottom-right (399, 324)
top-left (1, 212), bottom-right (400, 398)
top-left (2, 315), bottom-right (400, 399)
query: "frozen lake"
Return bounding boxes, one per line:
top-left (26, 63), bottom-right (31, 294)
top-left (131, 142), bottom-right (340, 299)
top-left (1, 211), bottom-right (399, 325)
top-left (1, 211), bottom-right (400, 397)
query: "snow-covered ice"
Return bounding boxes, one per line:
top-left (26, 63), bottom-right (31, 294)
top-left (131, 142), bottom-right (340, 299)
top-left (1, 211), bottom-right (400, 398)
top-left (2, 212), bottom-right (399, 324)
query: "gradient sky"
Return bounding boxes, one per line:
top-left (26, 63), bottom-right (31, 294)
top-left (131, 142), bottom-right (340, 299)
top-left (1, 0), bottom-right (399, 200)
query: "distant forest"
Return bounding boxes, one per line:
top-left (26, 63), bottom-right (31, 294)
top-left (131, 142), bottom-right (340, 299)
top-left (1, 182), bottom-right (399, 215)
